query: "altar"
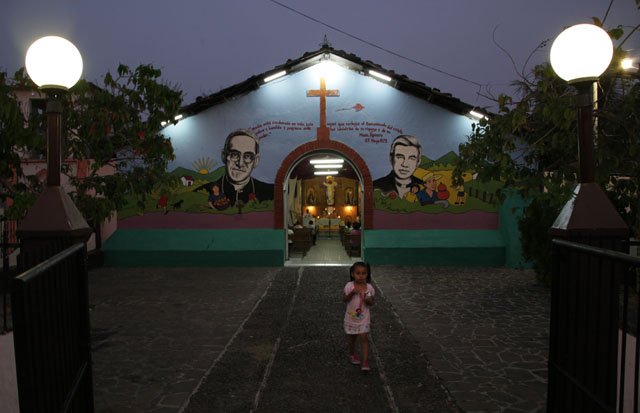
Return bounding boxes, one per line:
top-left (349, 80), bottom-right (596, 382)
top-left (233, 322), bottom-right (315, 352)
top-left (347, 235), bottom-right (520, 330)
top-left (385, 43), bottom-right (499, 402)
top-left (317, 218), bottom-right (343, 237)
top-left (317, 218), bottom-right (343, 227)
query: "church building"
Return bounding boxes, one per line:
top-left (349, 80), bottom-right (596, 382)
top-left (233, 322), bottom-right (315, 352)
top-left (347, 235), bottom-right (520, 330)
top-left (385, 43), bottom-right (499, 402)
top-left (103, 43), bottom-right (528, 267)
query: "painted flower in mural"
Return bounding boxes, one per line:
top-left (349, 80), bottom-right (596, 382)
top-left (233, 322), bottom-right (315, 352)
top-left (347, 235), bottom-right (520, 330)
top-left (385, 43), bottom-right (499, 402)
top-left (212, 197), bottom-right (231, 211)
top-left (248, 193), bottom-right (256, 200)
top-left (389, 192), bottom-right (397, 200)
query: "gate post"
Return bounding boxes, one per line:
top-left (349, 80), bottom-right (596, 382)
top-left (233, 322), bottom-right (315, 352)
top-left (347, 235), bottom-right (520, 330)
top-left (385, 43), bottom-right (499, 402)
top-left (547, 183), bottom-right (628, 412)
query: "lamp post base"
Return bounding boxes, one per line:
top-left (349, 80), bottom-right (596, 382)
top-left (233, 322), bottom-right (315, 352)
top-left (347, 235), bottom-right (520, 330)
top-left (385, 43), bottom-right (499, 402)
top-left (549, 182), bottom-right (628, 242)
top-left (17, 186), bottom-right (92, 270)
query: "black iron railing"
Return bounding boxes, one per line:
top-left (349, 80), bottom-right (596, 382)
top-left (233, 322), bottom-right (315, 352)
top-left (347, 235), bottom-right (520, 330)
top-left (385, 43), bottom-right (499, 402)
top-left (11, 242), bottom-right (94, 412)
top-left (549, 238), bottom-right (640, 413)
top-left (1, 217), bottom-right (19, 333)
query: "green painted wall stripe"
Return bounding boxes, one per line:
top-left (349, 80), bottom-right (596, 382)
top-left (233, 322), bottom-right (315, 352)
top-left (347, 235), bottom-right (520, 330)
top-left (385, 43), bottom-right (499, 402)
top-left (103, 229), bottom-right (285, 267)
top-left (104, 250), bottom-right (284, 267)
top-left (362, 229), bottom-right (505, 266)
top-left (103, 229), bottom-right (284, 252)
top-left (365, 247), bottom-right (505, 266)
top-left (364, 229), bottom-right (505, 248)
top-left (499, 191), bottom-right (533, 269)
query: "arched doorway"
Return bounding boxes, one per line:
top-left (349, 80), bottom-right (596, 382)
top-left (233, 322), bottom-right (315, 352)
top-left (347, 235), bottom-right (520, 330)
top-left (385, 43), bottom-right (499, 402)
top-left (274, 141), bottom-right (373, 229)
top-left (274, 141), bottom-right (373, 264)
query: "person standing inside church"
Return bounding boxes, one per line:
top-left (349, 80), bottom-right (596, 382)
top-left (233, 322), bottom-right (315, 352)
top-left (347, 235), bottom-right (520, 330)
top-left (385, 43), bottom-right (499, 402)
top-left (193, 129), bottom-right (273, 207)
top-left (303, 208), bottom-right (314, 226)
top-left (373, 135), bottom-right (423, 199)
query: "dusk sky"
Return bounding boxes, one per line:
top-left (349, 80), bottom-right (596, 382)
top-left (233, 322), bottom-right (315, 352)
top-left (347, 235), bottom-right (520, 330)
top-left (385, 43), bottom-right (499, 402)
top-left (1, 1), bottom-right (638, 111)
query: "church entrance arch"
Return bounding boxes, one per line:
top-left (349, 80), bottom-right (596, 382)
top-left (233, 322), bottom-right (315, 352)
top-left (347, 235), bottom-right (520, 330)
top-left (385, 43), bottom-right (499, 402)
top-left (274, 140), bottom-right (374, 231)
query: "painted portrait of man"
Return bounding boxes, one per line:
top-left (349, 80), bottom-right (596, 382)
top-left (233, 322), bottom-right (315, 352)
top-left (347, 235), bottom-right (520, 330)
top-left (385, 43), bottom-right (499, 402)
top-left (194, 129), bottom-right (273, 207)
top-left (373, 135), bottom-right (423, 198)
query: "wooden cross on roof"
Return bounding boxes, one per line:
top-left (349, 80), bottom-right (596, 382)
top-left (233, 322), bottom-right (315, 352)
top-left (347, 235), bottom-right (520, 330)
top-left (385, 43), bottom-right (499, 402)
top-left (307, 78), bottom-right (339, 141)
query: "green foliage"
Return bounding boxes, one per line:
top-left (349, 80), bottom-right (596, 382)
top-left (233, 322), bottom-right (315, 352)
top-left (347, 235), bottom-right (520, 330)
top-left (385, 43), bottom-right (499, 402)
top-left (0, 71), bottom-right (44, 213)
top-left (64, 64), bottom-right (182, 225)
top-left (518, 197), bottom-right (560, 284)
top-left (454, 16), bottom-right (640, 279)
top-left (0, 64), bottom-right (183, 226)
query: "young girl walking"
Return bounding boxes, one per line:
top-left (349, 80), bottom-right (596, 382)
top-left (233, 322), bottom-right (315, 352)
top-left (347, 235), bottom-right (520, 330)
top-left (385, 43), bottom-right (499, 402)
top-left (343, 261), bottom-right (375, 371)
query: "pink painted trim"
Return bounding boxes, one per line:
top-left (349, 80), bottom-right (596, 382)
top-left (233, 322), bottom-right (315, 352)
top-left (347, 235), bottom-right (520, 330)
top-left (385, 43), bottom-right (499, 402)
top-left (373, 210), bottom-right (499, 230)
top-left (118, 211), bottom-right (275, 229)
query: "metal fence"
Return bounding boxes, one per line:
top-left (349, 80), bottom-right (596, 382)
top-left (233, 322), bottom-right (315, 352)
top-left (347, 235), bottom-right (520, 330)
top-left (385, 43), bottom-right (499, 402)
top-left (1, 217), bottom-right (19, 333)
top-left (548, 238), bottom-right (640, 413)
top-left (11, 242), bottom-right (94, 412)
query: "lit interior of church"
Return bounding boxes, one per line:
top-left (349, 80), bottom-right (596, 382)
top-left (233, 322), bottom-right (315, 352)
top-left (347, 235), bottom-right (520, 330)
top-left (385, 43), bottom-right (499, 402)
top-left (286, 153), bottom-right (362, 264)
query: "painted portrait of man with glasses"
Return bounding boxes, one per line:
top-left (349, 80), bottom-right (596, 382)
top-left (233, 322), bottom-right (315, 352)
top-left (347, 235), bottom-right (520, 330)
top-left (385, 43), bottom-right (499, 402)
top-left (194, 129), bottom-right (273, 207)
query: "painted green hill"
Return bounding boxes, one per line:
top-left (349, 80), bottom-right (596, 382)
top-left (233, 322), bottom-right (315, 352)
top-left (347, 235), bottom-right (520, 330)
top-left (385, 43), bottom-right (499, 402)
top-left (169, 166), bottom-right (225, 182)
top-left (419, 155), bottom-right (433, 169)
top-left (421, 151), bottom-right (459, 169)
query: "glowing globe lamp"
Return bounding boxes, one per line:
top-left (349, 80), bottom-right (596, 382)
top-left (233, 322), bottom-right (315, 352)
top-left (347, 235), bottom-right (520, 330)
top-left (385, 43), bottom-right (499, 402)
top-left (25, 36), bottom-right (83, 90)
top-left (550, 24), bottom-right (613, 84)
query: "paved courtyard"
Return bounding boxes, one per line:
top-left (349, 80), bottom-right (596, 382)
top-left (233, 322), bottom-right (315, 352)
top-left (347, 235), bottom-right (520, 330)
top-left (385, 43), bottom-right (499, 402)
top-left (88, 265), bottom-right (549, 412)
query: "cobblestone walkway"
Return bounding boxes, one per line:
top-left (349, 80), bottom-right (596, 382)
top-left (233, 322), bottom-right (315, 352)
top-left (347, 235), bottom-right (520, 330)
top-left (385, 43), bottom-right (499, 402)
top-left (89, 265), bottom-right (549, 412)
top-left (374, 267), bottom-right (549, 412)
top-left (184, 267), bottom-right (456, 413)
top-left (89, 267), bottom-right (277, 412)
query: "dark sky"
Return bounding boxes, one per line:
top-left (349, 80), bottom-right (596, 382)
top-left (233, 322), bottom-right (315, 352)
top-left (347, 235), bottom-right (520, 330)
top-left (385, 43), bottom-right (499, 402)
top-left (1, 0), bottom-right (638, 111)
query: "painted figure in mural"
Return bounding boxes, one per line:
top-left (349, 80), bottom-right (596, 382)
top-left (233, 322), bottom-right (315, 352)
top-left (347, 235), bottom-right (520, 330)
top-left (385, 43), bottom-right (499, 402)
top-left (193, 129), bottom-right (273, 207)
top-left (307, 187), bottom-right (316, 205)
top-left (455, 183), bottom-right (466, 204)
top-left (323, 175), bottom-right (339, 206)
top-left (373, 135), bottom-right (423, 199)
top-left (208, 184), bottom-right (229, 210)
top-left (345, 187), bottom-right (354, 205)
top-left (157, 195), bottom-right (169, 215)
top-left (404, 183), bottom-right (421, 203)
top-left (416, 171), bottom-right (449, 208)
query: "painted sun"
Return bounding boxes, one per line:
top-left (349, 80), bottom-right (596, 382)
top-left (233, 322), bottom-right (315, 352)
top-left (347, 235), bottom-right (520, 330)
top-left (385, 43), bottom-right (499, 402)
top-left (192, 157), bottom-right (217, 174)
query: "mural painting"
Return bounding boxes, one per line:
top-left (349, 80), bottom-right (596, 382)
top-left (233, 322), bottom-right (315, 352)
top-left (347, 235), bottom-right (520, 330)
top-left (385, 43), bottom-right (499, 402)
top-left (192, 129), bottom-right (274, 210)
top-left (115, 59), bottom-right (500, 232)
top-left (116, 129), bottom-right (275, 229)
top-left (372, 135), bottom-right (499, 230)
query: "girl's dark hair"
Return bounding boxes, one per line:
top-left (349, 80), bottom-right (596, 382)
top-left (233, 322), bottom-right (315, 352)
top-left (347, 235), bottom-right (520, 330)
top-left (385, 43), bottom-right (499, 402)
top-left (349, 261), bottom-right (371, 283)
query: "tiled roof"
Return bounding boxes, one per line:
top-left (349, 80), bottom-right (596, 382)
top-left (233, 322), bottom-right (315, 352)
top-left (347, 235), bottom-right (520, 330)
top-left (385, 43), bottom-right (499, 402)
top-left (182, 44), bottom-right (477, 117)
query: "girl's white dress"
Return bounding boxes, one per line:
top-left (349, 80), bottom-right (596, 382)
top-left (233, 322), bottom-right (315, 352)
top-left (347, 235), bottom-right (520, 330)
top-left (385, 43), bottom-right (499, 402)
top-left (343, 281), bottom-right (375, 334)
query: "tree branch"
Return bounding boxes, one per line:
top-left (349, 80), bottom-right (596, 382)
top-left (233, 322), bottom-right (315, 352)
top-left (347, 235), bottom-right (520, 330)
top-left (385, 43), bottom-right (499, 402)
top-left (492, 25), bottom-right (521, 80)
top-left (619, 23), bottom-right (640, 48)
top-left (602, 0), bottom-right (614, 25)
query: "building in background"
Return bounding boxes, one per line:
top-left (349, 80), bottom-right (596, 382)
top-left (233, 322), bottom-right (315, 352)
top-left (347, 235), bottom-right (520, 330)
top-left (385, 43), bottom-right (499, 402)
top-left (101, 43), bottom-right (527, 268)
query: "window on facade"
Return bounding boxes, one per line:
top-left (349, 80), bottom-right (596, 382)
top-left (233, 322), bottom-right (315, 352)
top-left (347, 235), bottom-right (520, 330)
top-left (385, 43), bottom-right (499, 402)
top-left (28, 99), bottom-right (46, 159)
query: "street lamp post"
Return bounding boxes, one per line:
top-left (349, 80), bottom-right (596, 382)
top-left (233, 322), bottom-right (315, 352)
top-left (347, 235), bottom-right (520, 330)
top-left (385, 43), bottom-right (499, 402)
top-left (548, 24), bottom-right (628, 240)
top-left (547, 24), bottom-right (629, 411)
top-left (17, 36), bottom-right (91, 270)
